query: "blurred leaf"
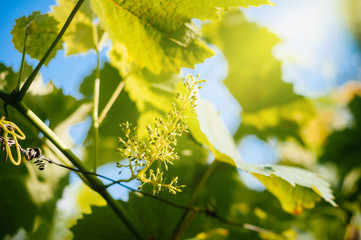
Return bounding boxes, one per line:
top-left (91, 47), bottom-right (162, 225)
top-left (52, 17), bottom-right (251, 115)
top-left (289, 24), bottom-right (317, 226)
top-left (46, 182), bottom-right (107, 240)
top-left (90, 0), bottom-right (273, 73)
top-left (319, 96), bottom-right (361, 178)
top-left (79, 62), bottom-right (139, 167)
top-left (77, 183), bottom-right (107, 214)
top-left (301, 207), bottom-right (348, 240)
top-left (26, 77), bottom-right (91, 132)
top-left (51, 0), bottom-right (101, 55)
top-left (187, 98), bottom-right (336, 214)
top-left (108, 42), bottom-right (132, 77)
top-left (11, 11), bottom-right (62, 65)
top-left (195, 228), bottom-right (230, 240)
top-left (0, 164), bottom-right (38, 238)
top-left (71, 203), bottom-right (128, 240)
top-left (346, 0), bottom-right (361, 48)
top-left (0, 62), bottom-right (33, 91)
top-left (235, 99), bottom-right (315, 142)
top-left (125, 67), bottom-right (182, 112)
top-left (202, 10), bottom-right (301, 113)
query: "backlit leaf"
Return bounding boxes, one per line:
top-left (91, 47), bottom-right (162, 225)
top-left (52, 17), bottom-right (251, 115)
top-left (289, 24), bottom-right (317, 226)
top-left (202, 10), bottom-right (300, 113)
top-left (124, 67), bottom-right (182, 112)
top-left (235, 99), bottom-right (316, 142)
top-left (51, 0), bottom-right (101, 55)
top-left (90, 0), bottom-right (273, 73)
top-left (11, 11), bottom-right (62, 65)
top-left (187, 97), bottom-right (336, 214)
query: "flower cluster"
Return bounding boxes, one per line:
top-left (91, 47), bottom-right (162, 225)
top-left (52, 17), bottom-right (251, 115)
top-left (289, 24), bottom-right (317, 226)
top-left (117, 75), bottom-right (205, 194)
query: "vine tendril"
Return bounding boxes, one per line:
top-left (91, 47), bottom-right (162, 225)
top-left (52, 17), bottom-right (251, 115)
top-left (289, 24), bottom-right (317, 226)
top-left (0, 116), bottom-right (26, 165)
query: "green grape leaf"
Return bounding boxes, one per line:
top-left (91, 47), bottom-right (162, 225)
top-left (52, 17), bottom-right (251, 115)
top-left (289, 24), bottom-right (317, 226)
top-left (79, 63), bottom-right (139, 167)
top-left (51, 0), bottom-right (101, 55)
top-left (90, 0), bottom-right (273, 73)
top-left (187, 98), bottom-right (336, 214)
top-left (202, 10), bottom-right (301, 113)
top-left (253, 167), bottom-right (327, 215)
top-left (11, 11), bottom-right (62, 65)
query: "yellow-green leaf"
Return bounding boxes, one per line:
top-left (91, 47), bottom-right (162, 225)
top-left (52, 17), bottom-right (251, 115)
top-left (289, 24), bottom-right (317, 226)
top-left (203, 10), bottom-right (300, 113)
top-left (11, 11), bottom-right (62, 65)
top-left (90, 0), bottom-right (273, 73)
top-left (187, 97), bottom-right (336, 214)
top-left (51, 0), bottom-right (100, 55)
top-left (235, 99), bottom-right (316, 142)
top-left (125, 67), bottom-right (182, 112)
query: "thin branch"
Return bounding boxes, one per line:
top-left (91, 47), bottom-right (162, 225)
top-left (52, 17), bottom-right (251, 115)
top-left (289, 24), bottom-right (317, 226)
top-left (17, 0), bottom-right (85, 101)
top-left (98, 80), bottom-right (125, 125)
top-left (93, 50), bottom-right (100, 173)
top-left (92, 22), bottom-right (101, 173)
top-left (39, 157), bottom-right (252, 231)
top-left (172, 160), bottom-right (219, 240)
top-left (16, 34), bottom-right (29, 92)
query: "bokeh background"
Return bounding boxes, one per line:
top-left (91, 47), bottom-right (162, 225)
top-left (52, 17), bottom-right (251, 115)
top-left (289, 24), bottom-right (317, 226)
top-left (1, 0), bottom-right (361, 239)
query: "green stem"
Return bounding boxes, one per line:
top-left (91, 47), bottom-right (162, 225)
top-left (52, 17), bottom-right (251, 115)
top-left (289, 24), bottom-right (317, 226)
top-left (93, 50), bottom-right (100, 173)
top-left (17, 0), bottom-right (85, 101)
top-left (12, 101), bottom-right (144, 240)
top-left (171, 160), bottom-right (219, 240)
top-left (16, 34), bottom-right (29, 92)
top-left (98, 80), bottom-right (125, 125)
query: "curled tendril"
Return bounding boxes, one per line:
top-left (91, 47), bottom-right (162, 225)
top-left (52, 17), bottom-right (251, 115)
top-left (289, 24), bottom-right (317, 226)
top-left (0, 116), bottom-right (26, 166)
